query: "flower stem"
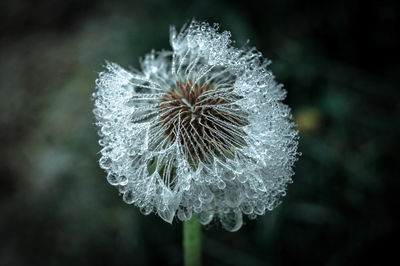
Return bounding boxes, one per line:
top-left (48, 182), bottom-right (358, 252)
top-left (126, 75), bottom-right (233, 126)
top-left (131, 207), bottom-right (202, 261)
top-left (183, 217), bottom-right (202, 266)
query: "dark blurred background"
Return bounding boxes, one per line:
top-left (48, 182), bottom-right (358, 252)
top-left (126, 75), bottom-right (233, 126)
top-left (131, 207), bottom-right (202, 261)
top-left (0, 0), bottom-right (399, 265)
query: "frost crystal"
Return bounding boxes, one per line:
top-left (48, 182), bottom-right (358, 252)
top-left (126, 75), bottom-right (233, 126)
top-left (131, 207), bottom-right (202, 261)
top-left (93, 21), bottom-right (299, 231)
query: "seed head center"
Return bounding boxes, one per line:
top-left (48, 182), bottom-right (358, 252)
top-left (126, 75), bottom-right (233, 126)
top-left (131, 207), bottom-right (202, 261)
top-left (159, 81), bottom-right (246, 159)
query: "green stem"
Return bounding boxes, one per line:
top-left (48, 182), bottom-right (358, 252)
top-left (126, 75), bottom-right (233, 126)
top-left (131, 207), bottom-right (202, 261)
top-left (183, 216), bottom-right (202, 266)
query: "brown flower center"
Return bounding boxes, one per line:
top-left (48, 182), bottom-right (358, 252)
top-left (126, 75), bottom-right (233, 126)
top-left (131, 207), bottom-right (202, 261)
top-left (159, 81), bottom-right (247, 161)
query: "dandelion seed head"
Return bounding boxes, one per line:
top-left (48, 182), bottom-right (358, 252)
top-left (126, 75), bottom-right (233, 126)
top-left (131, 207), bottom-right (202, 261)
top-left (93, 20), bottom-right (299, 231)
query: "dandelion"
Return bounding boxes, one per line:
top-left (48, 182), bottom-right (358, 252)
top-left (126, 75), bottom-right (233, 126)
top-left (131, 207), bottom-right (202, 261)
top-left (93, 20), bottom-right (299, 232)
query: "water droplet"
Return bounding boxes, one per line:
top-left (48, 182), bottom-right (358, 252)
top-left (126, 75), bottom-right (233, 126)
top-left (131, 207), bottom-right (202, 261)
top-left (224, 190), bottom-right (243, 208)
top-left (158, 207), bottom-right (175, 224)
top-left (199, 187), bottom-right (214, 204)
top-left (240, 201), bottom-right (253, 215)
top-left (99, 157), bottom-right (112, 169)
top-left (217, 180), bottom-right (226, 189)
top-left (254, 202), bottom-right (266, 215)
top-left (119, 175), bottom-right (128, 186)
top-left (140, 205), bottom-right (153, 215)
top-left (177, 207), bottom-right (192, 221)
top-left (197, 210), bottom-right (213, 225)
top-left (118, 185), bottom-right (128, 193)
top-left (123, 190), bottom-right (135, 204)
top-left (106, 173), bottom-right (120, 186)
top-left (236, 174), bottom-right (248, 183)
top-left (220, 211), bottom-right (243, 232)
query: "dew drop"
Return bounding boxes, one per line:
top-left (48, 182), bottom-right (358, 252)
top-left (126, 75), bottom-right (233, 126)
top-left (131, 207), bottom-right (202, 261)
top-left (177, 207), bottom-right (192, 221)
top-left (118, 185), bottom-right (128, 193)
top-left (254, 202), bottom-right (266, 215)
top-left (197, 210), bottom-right (214, 225)
top-left (237, 174), bottom-right (248, 183)
top-left (199, 187), bottom-right (214, 204)
top-left (158, 207), bottom-right (175, 224)
top-left (224, 190), bottom-right (243, 208)
top-left (140, 205), bottom-right (153, 215)
top-left (119, 175), bottom-right (128, 186)
top-left (217, 180), bottom-right (226, 189)
top-left (240, 201), bottom-right (253, 215)
top-left (220, 211), bottom-right (243, 232)
top-left (99, 157), bottom-right (112, 169)
top-left (248, 213), bottom-right (257, 220)
top-left (106, 173), bottom-right (120, 186)
top-left (123, 190), bottom-right (135, 204)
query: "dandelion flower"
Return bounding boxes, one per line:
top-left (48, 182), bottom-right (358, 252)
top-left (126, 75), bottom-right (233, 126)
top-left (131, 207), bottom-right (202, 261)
top-left (93, 20), bottom-right (298, 231)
